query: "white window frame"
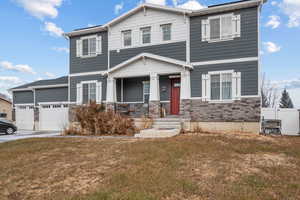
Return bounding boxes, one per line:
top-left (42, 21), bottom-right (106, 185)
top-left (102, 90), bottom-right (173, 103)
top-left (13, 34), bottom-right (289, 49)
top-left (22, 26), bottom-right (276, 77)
top-left (140, 26), bottom-right (152, 45)
top-left (122, 30), bottom-right (132, 48)
top-left (202, 70), bottom-right (241, 103)
top-left (76, 35), bottom-right (102, 58)
top-left (160, 23), bottom-right (172, 42)
top-left (202, 13), bottom-right (241, 43)
top-left (77, 80), bottom-right (102, 105)
top-left (143, 81), bottom-right (150, 103)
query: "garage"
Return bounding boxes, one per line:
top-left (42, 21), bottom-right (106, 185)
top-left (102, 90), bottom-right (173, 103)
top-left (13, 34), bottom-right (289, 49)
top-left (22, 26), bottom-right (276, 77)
top-left (15, 104), bottom-right (34, 130)
top-left (39, 103), bottom-right (69, 131)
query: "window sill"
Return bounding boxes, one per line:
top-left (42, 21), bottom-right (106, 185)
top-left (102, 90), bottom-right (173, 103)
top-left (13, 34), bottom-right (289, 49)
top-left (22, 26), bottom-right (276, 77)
top-left (207, 38), bottom-right (234, 43)
top-left (80, 54), bottom-right (101, 59)
top-left (208, 100), bottom-right (234, 104)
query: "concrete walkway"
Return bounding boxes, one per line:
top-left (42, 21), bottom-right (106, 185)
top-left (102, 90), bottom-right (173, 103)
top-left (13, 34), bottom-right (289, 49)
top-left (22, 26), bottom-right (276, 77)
top-left (0, 131), bottom-right (60, 143)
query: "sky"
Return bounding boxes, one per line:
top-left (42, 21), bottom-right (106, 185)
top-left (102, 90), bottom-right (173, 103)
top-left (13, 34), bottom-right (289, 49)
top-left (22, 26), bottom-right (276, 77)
top-left (0, 0), bottom-right (299, 107)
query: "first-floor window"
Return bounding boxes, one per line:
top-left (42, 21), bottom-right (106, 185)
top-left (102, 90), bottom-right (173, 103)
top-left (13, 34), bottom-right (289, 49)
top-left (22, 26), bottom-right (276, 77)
top-left (143, 81), bottom-right (150, 103)
top-left (82, 82), bottom-right (97, 104)
top-left (210, 73), bottom-right (232, 100)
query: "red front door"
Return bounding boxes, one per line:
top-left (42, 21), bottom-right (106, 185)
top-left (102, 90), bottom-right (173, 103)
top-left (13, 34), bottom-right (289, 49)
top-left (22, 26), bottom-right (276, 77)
top-left (170, 78), bottom-right (180, 115)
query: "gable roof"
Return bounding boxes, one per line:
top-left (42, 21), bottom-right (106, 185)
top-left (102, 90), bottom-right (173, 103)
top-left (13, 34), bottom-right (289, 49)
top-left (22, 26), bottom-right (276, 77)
top-left (107, 53), bottom-right (193, 75)
top-left (10, 76), bottom-right (68, 91)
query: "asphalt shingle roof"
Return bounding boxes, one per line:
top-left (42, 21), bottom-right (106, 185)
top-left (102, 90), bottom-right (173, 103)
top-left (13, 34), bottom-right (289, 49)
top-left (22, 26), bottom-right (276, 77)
top-left (12, 76), bottom-right (68, 90)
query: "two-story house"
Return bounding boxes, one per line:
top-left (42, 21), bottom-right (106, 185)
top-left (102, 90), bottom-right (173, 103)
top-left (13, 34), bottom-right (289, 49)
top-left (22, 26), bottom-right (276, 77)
top-left (10, 0), bottom-right (265, 133)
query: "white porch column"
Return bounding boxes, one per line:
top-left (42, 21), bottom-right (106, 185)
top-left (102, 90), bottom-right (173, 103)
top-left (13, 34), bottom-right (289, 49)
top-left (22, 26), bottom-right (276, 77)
top-left (149, 72), bottom-right (160, 101)
top-left (106, 76), bottom-right (116, 103)
top-left (180, 69), bottom-right (191, 100)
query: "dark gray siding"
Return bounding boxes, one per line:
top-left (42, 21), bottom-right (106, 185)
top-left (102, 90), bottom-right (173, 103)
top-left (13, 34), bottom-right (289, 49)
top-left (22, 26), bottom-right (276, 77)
top-left (110, 41), bottom-right (186, 68)
top-left (13, 91), bottom-right (34, 104)
top-left (123, 77), bottom-right (149, 102)
top-left (35, 87), bottom-right (68, 105)
top-left (191, 61), bottom-right (258, 97)
top-left (160, 75), bottom-right (171, 101)
top-left (70, 75), bottom-right (107, 102)
top-left (190, 7), bottom-right (258, 62)
top-left (70, 31), bottom-right (108, 74)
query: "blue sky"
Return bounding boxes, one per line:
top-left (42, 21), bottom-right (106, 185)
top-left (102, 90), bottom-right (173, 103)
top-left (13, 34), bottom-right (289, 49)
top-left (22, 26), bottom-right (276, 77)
top-left (0, 0), bottom-right (299, 107)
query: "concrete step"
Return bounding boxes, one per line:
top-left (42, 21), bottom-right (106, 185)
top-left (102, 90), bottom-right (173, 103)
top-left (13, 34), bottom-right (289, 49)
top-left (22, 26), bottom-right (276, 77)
top-left (135, 128), bottom-right (180, 138)
top-left (153, 118), bottom-right (181, 122)
top-left (153, 121), bottom-right (181, 125)
top-left (152, 124), bottom-right (181, 129)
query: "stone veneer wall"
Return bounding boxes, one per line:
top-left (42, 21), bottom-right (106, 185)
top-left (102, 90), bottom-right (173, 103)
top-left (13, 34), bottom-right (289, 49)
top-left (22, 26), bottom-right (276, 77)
top-left (116, 103), bottom-right (148, 118)
top-left (190, 97), bottom-right (261, 122)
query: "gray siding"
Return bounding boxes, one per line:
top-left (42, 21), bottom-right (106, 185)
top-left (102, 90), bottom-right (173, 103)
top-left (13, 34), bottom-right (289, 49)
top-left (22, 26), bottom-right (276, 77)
top-left (70, 75), bottom-right (107, 102)
top-left (13, 91), bottom-right (34, 104)
top-left (70, 31), bottom-right (108, 74)
top-left (190, 7), bottom-right (258, 62)
top-left (35, 87), bottom-right (68, 105)
top-left (191, 61), bottom-right (258, 97)
top-left (110, 41), bottom-right (186, 68)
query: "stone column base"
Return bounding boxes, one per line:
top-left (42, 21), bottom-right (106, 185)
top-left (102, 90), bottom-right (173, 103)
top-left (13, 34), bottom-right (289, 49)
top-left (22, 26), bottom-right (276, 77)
top-left (149, 101), bottom-right (160, 118)
top-left (106, 103), bottom-right (116, 112)
top-left (180, 99), bottom-right (191, 119)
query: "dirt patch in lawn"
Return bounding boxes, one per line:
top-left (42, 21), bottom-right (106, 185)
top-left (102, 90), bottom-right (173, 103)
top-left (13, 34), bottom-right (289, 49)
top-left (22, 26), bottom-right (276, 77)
top-left (0, 134), bottom-right (300, 200)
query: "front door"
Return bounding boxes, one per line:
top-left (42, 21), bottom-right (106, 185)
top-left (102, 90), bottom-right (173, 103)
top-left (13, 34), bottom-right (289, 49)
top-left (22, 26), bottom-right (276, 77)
top-left (170, 78), bottom-right (180, 115)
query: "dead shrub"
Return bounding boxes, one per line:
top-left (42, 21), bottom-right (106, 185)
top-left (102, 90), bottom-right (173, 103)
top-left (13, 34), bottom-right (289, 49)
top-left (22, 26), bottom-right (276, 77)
top-left (140, 116), bottom-right (153, 130)
top-left (65, 102), bottom-right (136, 136)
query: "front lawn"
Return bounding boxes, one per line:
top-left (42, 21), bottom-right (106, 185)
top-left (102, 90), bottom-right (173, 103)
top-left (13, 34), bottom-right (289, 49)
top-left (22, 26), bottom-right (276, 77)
top-left (0, 133), bottom-right (299, 200)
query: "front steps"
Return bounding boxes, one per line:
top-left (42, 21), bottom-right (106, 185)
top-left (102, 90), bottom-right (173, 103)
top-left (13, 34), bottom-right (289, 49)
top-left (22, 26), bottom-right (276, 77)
top-left (134, 117), bottom-right (182, 138)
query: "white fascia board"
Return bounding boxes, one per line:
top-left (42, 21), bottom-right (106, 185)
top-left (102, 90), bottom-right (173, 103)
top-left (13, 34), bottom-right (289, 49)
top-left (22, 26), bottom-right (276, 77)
top-left (192, 57), bottom-right (258, 66)
top-left (190, 0), bottom-right (265, 17)
top-left (10, 88), bottom-right (33, 92)
top-left (107, 53), bottom-right (193, 75)
top-left (69, 71), bottom-right (107, 77)
top-left (30, 84), bottom-right (68, 89)
top-left (64, 27), bottom-right (107, 38)
top-left (38, 101), bottom-right (70, 105)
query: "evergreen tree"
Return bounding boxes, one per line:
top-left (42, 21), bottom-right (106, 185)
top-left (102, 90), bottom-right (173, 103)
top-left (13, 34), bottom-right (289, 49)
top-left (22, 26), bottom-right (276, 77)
top-left (279, 89), bottom-right (294, 108)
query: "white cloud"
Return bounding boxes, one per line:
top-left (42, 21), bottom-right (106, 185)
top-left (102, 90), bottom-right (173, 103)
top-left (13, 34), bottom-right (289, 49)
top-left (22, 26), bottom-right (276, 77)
top-left (14, 0), bottom-right (63, 19)
top-left (45, 72), bottom-right (55, 78)
top-left (271, 78), bottom-right (300, 89)
top-left (176, 0), bottom-right (206, 10)
top-left (88, 24), bottom-right (96, 27)
top-left (52, 47), bottom-right (69, 53)
top-left (44, 22), bottom-right (64, 37)
top-left (0, 76), bottom-right (22, 84)
top-left (266, 15), bottom-right (281, 29)
top-left (145, 0), bottom-right (166, 5)
top-left (263, 42), bottom-right (281, 53)
top-left (115, 2), bottom-right (124, 15)
top-left (280, 0), bottom-right (300, 27)
top-left (0, 61), bottom-right (36, 74)
top-left (271, 1), bottom-right (278, 6)
top-left (288, 88), bottom-right (300, 108)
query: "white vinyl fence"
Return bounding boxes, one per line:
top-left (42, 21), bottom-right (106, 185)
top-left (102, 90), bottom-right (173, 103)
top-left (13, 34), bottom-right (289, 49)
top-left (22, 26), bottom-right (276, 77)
top-left (261, 108), bottom-right (300, 136)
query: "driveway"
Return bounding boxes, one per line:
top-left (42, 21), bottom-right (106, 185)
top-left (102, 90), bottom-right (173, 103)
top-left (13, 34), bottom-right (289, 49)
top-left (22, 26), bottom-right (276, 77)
top-left (0, 131), bottom-right (60, 143)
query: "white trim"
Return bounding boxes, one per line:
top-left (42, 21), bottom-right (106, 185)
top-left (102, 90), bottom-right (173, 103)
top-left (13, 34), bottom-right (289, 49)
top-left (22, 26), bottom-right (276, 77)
top-left (190, 95), bottom-right (259, 100)
top-left (208, 70), bottom-right (234, 75)
top-left (10, 88), bottom-right (33, 92)
top-left (107, 53), bottom-right (193, 75)
top-left (160, 100), bottom-right (170, 103)
top-left (121, 78), bottom-right (124, 102)
top-left (30, 84), bottom-right (68, 89)
top-left (38, 102), bottom-right (70, 105)
top-left (14, 103), bottom-right (34, 106)
top-left (192, 57), bottom-right (258, 66)
top-left (186, 17), bottom-right (190, 63)
top-left (116, 101), bottom-right (144, 104)
top-left (69, 71), bottom-right (107, 77)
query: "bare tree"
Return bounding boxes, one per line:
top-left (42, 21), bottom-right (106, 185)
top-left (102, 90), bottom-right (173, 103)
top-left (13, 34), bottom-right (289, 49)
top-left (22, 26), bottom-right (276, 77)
top-left (261, 73), bottom-right (279, 108)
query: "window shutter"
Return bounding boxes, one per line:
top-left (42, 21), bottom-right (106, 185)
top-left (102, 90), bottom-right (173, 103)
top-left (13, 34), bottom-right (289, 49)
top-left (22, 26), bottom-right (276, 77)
top-left (96, 82), bottom-right (102, 104)
top-left (201, 19), bottom-right (210, 41)
top-left (232, 72), bottom-right (241, 100)
top-left (96, 36), bottom-right (102, 55)
top-left (202, 74), bottom-right (210, 101)
top-left (76, 39), bottom-right (82, 57)
top-left (76, 83), bottom-right (82, 105)
top-left (232, 15), bottom-right (241, 37)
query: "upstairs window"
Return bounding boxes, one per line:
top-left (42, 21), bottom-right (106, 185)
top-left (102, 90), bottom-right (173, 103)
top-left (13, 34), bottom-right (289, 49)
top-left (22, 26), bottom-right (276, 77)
top-left (140, 27), bottom-right (151, 44)
top-left (202, 14), bottom-right (241, 42)
top-left (122, 30), bottom-right (132, 47)
top-left (161, 24), bottom-right (172, 41)
top-left (76, 35), bottom-right (102, 58)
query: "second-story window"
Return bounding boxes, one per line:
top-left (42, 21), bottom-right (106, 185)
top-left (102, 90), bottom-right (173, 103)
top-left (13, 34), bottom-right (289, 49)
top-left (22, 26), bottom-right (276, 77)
top-left (140, 27), bottom-right (151, 44)
top-left (202, 14), bottom-right (241, 42)
top-left (161, 24), bottom-right (172, 41)
top-left (76, 35), bottom-right (102, 58)
top-left (122, 30), bottom-right (132, 47)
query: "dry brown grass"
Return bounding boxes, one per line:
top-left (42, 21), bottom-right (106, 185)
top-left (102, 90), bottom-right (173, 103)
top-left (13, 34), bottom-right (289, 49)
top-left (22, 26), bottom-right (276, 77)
top-left (0, 133), bottom-right (300, 200)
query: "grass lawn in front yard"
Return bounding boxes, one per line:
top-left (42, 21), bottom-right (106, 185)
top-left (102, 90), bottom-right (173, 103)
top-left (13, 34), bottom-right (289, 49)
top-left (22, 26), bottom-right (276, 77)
top-left (0, 133), bottom-right (299, 200)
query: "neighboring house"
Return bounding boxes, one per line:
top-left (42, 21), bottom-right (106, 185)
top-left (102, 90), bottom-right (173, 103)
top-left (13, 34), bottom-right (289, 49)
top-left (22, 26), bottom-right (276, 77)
top-left (10, 0), bottom-right (265, 133)
top-left (0, 93), bottom-right (12, 121)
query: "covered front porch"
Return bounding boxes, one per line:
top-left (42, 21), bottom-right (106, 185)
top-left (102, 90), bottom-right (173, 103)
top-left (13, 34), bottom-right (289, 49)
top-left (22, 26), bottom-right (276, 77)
top-left (105, 53), bottom-right (192, 118)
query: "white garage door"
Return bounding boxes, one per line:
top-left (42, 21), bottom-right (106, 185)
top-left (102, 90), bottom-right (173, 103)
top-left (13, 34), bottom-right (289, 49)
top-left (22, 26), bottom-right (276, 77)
top-left (39, 103), bottom-right (69, 131)
top-left (15, 105), bottom-right (34, 130)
